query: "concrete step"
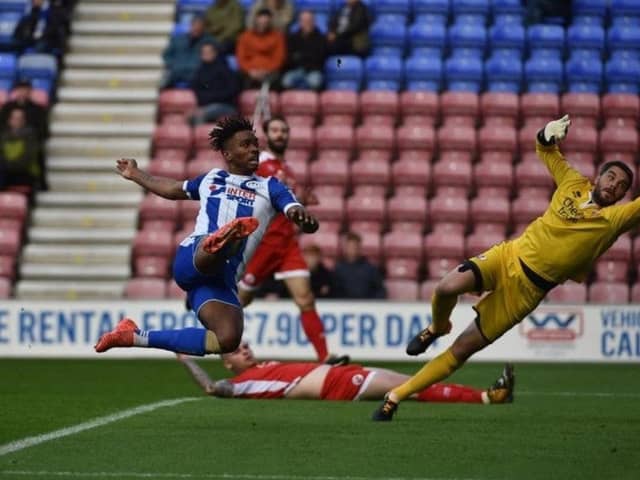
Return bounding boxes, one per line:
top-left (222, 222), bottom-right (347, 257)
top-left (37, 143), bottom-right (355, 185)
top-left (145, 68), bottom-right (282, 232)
top-left (22, 244), bottom-right (131, 264)
top-left (72, 21), bottom-right (172, 36)
top-left (15, 280), bottom-right (125, 300)
top-left (31, 208), bottom-right (138, 229)
top-left (65, 53), bottom-right (162, 69)
top-left (51, 121), bottom-right (154, 137)
top-left (47, 137), bottom-right (150, 158)
top-left (75, 3), bottom-right (173, 22)
top-left (69, 36), bottom-right (167, 55)
top-left (45, 173), bottom-right (143, 193)
top-left (29, 227), bottom-right (136, 244)
top-left (37, 191), bottom-right (142, 208)
top-left (61, 69), bottom-right (161, 89)
top-left (58, 86), bottom-right (157, 103)
top-left (52, 102), bottom-right (156, 123)
top-left (20, 263), bottom-right (131, 281)
top-left (46, 157), bottom-right (149, 173)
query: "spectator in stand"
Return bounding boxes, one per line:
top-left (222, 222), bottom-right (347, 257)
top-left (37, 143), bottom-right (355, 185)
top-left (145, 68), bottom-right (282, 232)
top-left (332, 232), bottom-right (386, 299)
top-left (327, 0), bottom-right (370, 57)
top-left (246, 0), bottom-right (294, 33)
top-left (302, 244), bottom-right (334, 298)
top-left (281, 10), bottom-right (327, 91)
top-left (161, 16), bottom-right (216, 88)
top-left (525, 0), bottom-right (572, 25)
top-left (190, 42), bottom-right (240, 125)
top-left (12, 0), bottom-right (69, 54)
top-left (204, 0), bottom-right (245, 55)
top-left (0, 108), bottom-right (42, 192)
top-left (236, 8), bottom-right (286, 89)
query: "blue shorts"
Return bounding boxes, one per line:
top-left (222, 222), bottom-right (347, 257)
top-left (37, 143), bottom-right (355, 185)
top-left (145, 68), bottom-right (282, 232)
top-left (172, 235), bottom-right (241, 314)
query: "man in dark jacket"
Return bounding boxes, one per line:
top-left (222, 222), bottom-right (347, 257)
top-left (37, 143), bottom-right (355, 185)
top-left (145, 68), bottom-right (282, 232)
top-left (332, 232), bottom-right (386, 299)
top-left (281, 10), bottom-right (327, 91)
top-left (190, 42), bottom-right (239, 125)
top-left (12, 0), bottom-right (69, 54)
top-left (0, 108), bottom-right (41, 191)
top-left (327, 0), bottom-right (370, 57)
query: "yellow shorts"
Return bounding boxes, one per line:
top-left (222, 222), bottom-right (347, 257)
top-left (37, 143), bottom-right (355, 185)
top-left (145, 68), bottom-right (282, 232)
top-left (468, 241), bottom-right (547, 342)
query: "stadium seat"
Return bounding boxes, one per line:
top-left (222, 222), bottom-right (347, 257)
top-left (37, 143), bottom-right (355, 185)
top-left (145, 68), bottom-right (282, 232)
top-left (445, 55), bottom-right (483, 93)
top-left (382, 230), bottom-right (423, 259)
top-left (477, 124), bottom-right (517, 152)
top-left (520, 93), bottom-right (560, 119)
top-left (238, 89), bottom-right (280, 117)
top-left (567, 24), bottom-right (605, 54)
top-left (299, 229), bottom-right (340, 257)
top-left (560, 93), bottom-right (600, 126)
top-left (139, 194), bottom-right (180, 223)
top-left (148, 158), bottom-right (187, 180)
top-left (404, 55), bottom-right (442, 91)
top-left (325, 55), bottom-right (363, 91)
top-left (308, 195), bottom-right (345, 223)
top-left (566, 55), bottom-right (603, 93)
top-left (387, 194), bottom-right (428, 223)
top-left (364, 56), bottom-right (404, 91)
top-left (18, 53), bottom-right (57, 84)
top-left (0, 191), bottom-right (27, 221)
top-left (589, 281), bottom-right (629, 304)
top-left (601, 93), bottom-right (639, 121)
top-left (315, 124), bottom-right (355, 152)
top-left (448, 22), bottom-right (487, 57)
top-left (470, 195), bottom-right (510, 227)
top-left (432, 156), bottom-right (472, 189)
top-left (0, 227), bottom-right (20, 256)
top-left (429, 191), bottom-right (469, 225)
top-left (606, 56), bottom-right (640, 94)
top-left (310, 152), bottom-right (350, 185)
top-left (524, 55), bottom-right (563, 93)
top-left (385, 257), bottom-right (420, 281)
top-left (607, 24), bottom-right (640, 56)
top-left (355, 124), bottom-right (396, 151)
top-left (346, 194), bottom-right (387, 222)
top-left (611, 0), bottom-right (640, 18)
top-left (132, 230), bottom-right (174, 259)
top-left (135, 256), bottom-right (170, 279)
top-left (595, 260), bottom-right (629, 283)
top-left (424, 257), bottom-right (458, 281)
top-left (400, 91), bottom-right (439, 122)
top-left (384, 279), bottom-right (419, 300)
top-left (527, 24), bottom-right (565, 58)
top-left (158, 89), bottom-right (197, 117)
top-left (485, 53), bottom-right (522, 93)
top-left (348, 220), bottom-right (385, 235)
top-left (125, 278), bottom-right (168, 299)
top-left (153, 124), bottom-right (193, 150)
top-left (465, 230), bottom-right (504, 257)
top-left (511, 194), bottom-right (548, 224)
top-left (474, 157), bottom-right (513, 193)
top-left (288, 124), bottom-right (315, 150)
top-left (280, 90), bottom-right (319, 118)
top-left (562, 125), bottom-right (598, 153)
top-left (546, 282), bottom-right (588, 303)
top-left (0, 255), bottom-right (15, 280)
top-left (441, 91), bottom-right (479, 118)
top-left (396, 124), bottom-right (435, 151)
top-left (370, 21), bottom-right (407, 56)
top-left (599, 125), bottom-right (638, 154)
top-left (601, 235), bottom-right (632, 262)
top-left (391, 153), bottom-right (431, 191)
top-left (480, 92), bottom-right (519, 124)
top-left (360, 90), bottom-right (399, 119)
top-left (437, 125), bottom-right (476, 151)
top-left (167, 279), bottom-right (186, 299)
top-left (515, 154), bottom-right (554, 190)
top-left (0, 277), bottom-right (11, 299)
top-left (319, 90), bottom-right (359, 117)
top-left (490, 22), bottom-right (525, 53)
top-left (351, 155), bottom-right (391, 186)
top-left (407, 22), bottom-right (445, 57)
top-left (424, 228), bottom-right (465, 259)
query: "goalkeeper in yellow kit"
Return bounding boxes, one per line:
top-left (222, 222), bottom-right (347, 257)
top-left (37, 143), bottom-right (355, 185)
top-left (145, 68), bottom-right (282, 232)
top-left (373, 115), bottom-right (637, 421)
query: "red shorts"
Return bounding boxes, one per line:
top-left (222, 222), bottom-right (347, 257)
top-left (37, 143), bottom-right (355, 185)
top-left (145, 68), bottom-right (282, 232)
top-left (320, 365), bottom-right (375, 401)
top-left (239, 233), bottom-right (309, 290)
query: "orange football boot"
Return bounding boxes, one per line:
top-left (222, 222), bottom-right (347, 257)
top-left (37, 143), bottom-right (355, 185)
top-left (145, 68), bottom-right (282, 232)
top-left (94, 318), bottom-right (138, 353)
top-left (201, 217), bottom-right (259, 254)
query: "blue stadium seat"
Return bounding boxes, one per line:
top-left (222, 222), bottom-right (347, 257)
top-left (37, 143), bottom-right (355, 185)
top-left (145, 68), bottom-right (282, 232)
top-left (0, 12), bottom-right (19, 48)
top-left (566, 56), bottom-right (603, 93)
top-left (608, 25), bottom-right (640, 56)
top-left (176, 0), bottom-right (209, 16)
top-left (370, 21), bottom-right (407, 56)
top-left (489, 23), bottom-right (524, 54)
top-left (572, 15), bottom-right (604, 26)
top-left (525, 55), bottom-right (563, 93)
top-left (611, 15), bottom-right (640, 27)
top-left (412, 0), bottom-right (449, 23)
top-left (376, 13), bottom-right (408, 24)
top-left (567, 24), bottom-right (605, 54)
top-left (18, 53), bottom-right (57, 80)
top-left (448, 22), bottom-right (486, 57)
top-left (527, 24), bottom-right (565, 58)
top-left (325, 55), bottom-right (363, 91)
top-left (445, 55), bottom-right (483, 93)
top-left (0, 53), bottom-right (16, 89)
top-left (485, 53), bottom-right (521, 93)
top-left (573, 0), bottom-right (607, 17)
top-left (0, 0), bottom-right (27, 15)
top-left (493, 13), bottom-right (522, 25)
top-left (610, 0), bottom-right (640, 18)
top-left (404, 55), bottom-right (442, 91)
top-left (365, 55), bottom-right (404, 91)
top-left (296, 0), bottom-right (332, 15)
top-left (491, 0), bottom-right (522, 15)
top-left (408, 22), bottom-right (445, 56)
top-left (452, 0), bottom-right (489, 16)
top-left (372, 0), bottom-right (410, 17)
top-left (606, 56), bottom-right (640, 94)
top-left (414, 13), bottom-right (447, 25)
top-left (171, 23), bottom-right (189, 37)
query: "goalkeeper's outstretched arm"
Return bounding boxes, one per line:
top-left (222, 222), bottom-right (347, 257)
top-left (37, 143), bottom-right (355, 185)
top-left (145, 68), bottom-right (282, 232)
top-left (535, 115), bottom-right (577, 186)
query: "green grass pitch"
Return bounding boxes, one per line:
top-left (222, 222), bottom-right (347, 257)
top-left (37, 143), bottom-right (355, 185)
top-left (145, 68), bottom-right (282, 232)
top-left (1, 359), bottom-right (639, 480)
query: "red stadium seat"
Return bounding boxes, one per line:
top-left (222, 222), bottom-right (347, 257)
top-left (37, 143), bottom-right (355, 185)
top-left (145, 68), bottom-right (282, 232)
top-left (280, 90), bottom-right (319, 117)
top-left (429, 190), bottom-right (469, 225)
top-left (396, 124), bottom-right (436, 152)
top-left (420, 279), bottom-right (439, 300)
top-left (288, 125), bottom-right (315, 150)
top-left (470, 195), bottom-right (511, 227)
top-left (135, 256), bottom-right (170, 278)
top-left (432, 156), bottom-right (472, 189)
top-left (388, 220), bottom-right (424, 233)
top-left (308, 196), bottom-right (345, 222)
top-left (480, 92), bottom-right (519, 125)
top-left (167, 279), bottom-right (186, 299)
top-left (382, 230), bottom-right (423, 259)
top-left (562, 125), bottom-right (598, 153)
top-left (478, 125), bottom-right (517, 152)
top-left (285, 155), bottom-right (310, 186)
top-left (426, 257), bottom-right (459, 280)
top-left (315, 124), bottom-right (355, 152)
top-left (0, 229), bottom-right (20, 256)
top-left (588, 281), bottom-right (629, 304)
top-left (437, 125), bottom-right (476, 151)
top-left (518, 123), bottom-right (542, 154)
top-left (355, 124), bottom-right (395, 152)
top-left (0, 255), bottom-right (15, 280)
top-left (348, 220), bottom-right (385, 234)
top-left (441, 91), bottom-right (479, 119)
top-left (400, 91), bottom-right (439, 122)
top-left (161, 113), bottom-right (188, 125)
top-left (546, 282), bottom-right (587, 303)
top-left (350, 156), bottom-right (390, 186)
top-left (0, 277), bottom-right (11, 298)
top-left (387, 194), bottom-right (428, 224)
top-left (352, 185), bottom-right (388, 197)
top-left (139, 194), bottom-right (180, 223)
top-left (520, 93), bottom-right (559, 119)
top-left (594, 260), bottom-right (628, 283)
top-left (193, 124), bottom-right (215, 150)
top-left (154, 148), bottom-right (189, 162)
top-left (322, 114), bottom-right (356, 126)
top-left (474, 157), bottom-right (513, 190)
top-left (511, 194), bottom-right (548, 224)
top-left (392, 152), bottom-right (432, 191)
top-left (317, 221), bottom-right (341, 232)
top-left (186, 156), bottom-right (220, 177)
top-left (601, 235), bottom-right (632, 262)
top-left (360, 90), bottom-right (399, 118)
top-left (599, 126), bottom-right (639, 154)
top-left (180, 200), bottom-right (200, 225)
top-left (319, 90), bottom-right (359, 116)
top-left (299, 230), bottom-right (340, 257)
top-left (310, 153), bottom-right (349, 185)
top-left (360, 114), bottom-right (396, 126)
top-left (132, 230), bottom-right (174, 258)
top-left (561, 93), bottom-right (600, 124)
top-left (148, 158), bottom-right (186, 180)
top-left (346, 194), bottom-right (387, 222)
top-left (239, 90), bottom-right (280, 117)
top-left (601, 93), bottom-right (639, 122)
top-left (424, 229), bottom-right (465, 259)
top-left (158, 89), bottom-right (197, 116)
top-left (125, 278), bottom-right (167, 299)
top-left (313, 184), bottom-right (346, 199)
top-left (154, 123), bottom-right (192, 150)
top-left (385, 279), bottom-right (419, 300)
top-left (385, 257), bottom-right (420, 280)
top-left (140, 219), bottom-right (176, 233)
top-left (465, 230), bottom-right (504, 257)
top-left (0, 192), bottom-right (27, 221)
top-left (515, 153), bottom-right (555, 190)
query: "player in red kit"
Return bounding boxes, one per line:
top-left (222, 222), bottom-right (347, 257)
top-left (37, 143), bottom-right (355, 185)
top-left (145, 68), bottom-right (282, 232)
top-left (238, 116), bottom-right (347, 365)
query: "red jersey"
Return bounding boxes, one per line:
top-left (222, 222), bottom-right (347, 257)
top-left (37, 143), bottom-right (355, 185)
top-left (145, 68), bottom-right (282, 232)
top-left (229, 361), bottom-right (319, 398)
top-left (256, 151), bottom-right (297, 242)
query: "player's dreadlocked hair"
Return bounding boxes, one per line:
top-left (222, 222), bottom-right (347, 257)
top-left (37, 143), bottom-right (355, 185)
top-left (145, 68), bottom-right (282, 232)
top-left (208, 116), bottom-right (254, 151)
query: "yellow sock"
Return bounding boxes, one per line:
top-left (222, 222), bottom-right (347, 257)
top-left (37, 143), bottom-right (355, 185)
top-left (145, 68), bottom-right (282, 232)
top-left (205, 331), bottom-right (221, 354)
top-left (390, 349), bottom-right (461, 402)
top-left (430, 291), bottom-right (457, 333)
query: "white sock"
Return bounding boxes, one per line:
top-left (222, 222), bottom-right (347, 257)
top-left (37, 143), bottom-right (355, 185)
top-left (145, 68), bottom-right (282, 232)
top-left (481, 391), bottom-right (490, 404)
top-left (133, 330), bottom-right (149, 347)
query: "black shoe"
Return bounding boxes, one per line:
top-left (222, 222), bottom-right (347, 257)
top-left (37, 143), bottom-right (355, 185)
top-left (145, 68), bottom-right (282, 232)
top-left (324, 354), bottom-right (350, 366)
top-left (372, 394), bottom-right (398, 422)
top-left (487, 363), bottom-right (515, 404)
top-left (406, 322), bottom-right (451, 356)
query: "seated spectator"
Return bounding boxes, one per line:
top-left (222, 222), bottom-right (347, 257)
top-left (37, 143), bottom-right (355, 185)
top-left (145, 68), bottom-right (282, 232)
top-left (0, 80), bottom-right (49, 142)
top-left (327, 0), bottom-right (370, 57)
top-left (12, 0), bottom-right (69, 54)
top-left (204, 0), bottom-right (245, 55)
top-left (236, 9), bottom-right (286, 89)
top-left (332, 232), bottom-right (386, 299)
top-left (161, 16), bottom-right (216, 88)
top-left (281, 10), bottom-right (327, 91)
top-left (302, 244), bottom-right (334, 298)
top-left (0, 108), bottom-right (42, 192)
top-left (190, 42), bottom-right (240, 125)
top-left (246, 0), bottom-right (294, 33)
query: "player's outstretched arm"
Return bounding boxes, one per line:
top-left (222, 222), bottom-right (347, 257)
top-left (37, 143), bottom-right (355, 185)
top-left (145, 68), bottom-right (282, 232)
top-left (116, 158), bottom-right (189, 200)
top-left (536, 115), bottom-right (577, 186)
top-left (176, 354), bottom-right (234, 397)
top-left (541, 114), bottom-right (571, 145)
top-left (286, 205), bottom-right (319, 234)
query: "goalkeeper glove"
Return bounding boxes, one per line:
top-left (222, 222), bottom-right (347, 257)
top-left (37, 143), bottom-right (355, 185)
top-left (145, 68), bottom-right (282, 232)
top-left (543, 114), bottom-right (571, 144)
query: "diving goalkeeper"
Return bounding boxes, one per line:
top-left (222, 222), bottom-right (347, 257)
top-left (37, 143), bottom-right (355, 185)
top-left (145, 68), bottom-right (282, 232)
top-left (374, 115), bottom-right (636, 421)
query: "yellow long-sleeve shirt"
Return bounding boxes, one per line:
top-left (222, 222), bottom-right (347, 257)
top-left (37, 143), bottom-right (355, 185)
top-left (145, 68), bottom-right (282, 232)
top-left (511, 139), bottom-right (640, 284)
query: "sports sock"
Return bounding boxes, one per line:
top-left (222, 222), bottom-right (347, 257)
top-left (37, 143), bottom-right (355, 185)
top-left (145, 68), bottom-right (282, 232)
top-left (204, 330), bottom-right (221, 354)
top-left (416, 383), bottom-right (483, 404)
top-left (300, 309), bottom-right (329, 361)
top-left (138, 328), bottom-right (208, 356)
top-left (391, 348), bottom-right (462, 402)
top-left (430, 291), bottom-right (457, 333)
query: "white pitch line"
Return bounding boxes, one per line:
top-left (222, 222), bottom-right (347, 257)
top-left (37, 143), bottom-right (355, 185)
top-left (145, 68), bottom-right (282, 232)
top-left (519, 391), bottom-right (640, 398)
top-left (0, 397), bottom-right (199, 457)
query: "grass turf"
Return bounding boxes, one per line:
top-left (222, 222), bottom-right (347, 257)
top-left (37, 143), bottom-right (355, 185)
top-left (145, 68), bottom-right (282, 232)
top-left (1, 359), bottom-right (639, 480)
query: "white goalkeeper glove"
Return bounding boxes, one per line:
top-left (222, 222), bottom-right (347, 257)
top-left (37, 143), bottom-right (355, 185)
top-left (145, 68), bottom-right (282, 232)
top-left (543, 114), bottom-right (571, 144)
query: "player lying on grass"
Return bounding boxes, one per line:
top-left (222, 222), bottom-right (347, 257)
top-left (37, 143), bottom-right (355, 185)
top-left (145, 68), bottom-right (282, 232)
top-left (373, 115), bottom-right (637, 421)
top-left (95, 116), bottom-right (319, 357)
top-left (178, 341), bottom-right (515, 404)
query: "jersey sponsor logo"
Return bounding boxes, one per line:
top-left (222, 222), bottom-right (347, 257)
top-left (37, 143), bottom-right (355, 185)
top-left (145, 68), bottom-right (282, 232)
top-left (226, 186), bottom-right (256, 205)
top-left (351, 373), bottom-right (365, 386)
top-left (557, 197), bottom-right (585, 222)
top-left (520, 308), bottom-right (584, 341)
